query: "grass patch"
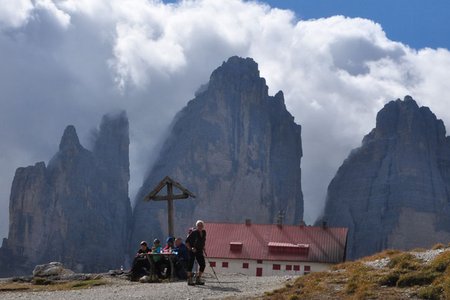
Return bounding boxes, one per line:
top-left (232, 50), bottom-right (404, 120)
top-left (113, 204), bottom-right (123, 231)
top-left (360, 249), bottom-right (401, 262)
top-left (417, 285), bottom-right (442, 300)
top-left (387, 252), bottom-right (421, 270)
top-left (331, 261), bottom-right (355, 271)
top-left (344, 262), bottom-right (380, 297)
top-left (429, 251), bottom-right (450, 272)
top-left (263, 248), bottom-right (450, 300)
top-left (0, 278), bottom-right (107, 293)
top-left (0, 283), bottom-right (31, 292)
top-left (69, 279), bottom-right (107, 289)
top-left (32, 277), bottom-right (53, 285)
top-left (396, 269), bottom-right (438, 287)
top-left (411, 248), bottom-right (427, 252)
top-left (432, 243), bottom-right (446, 250)
top-left (264, 271), bottom-right (334, 299)
top-left (441, 275), bottom-right (450, 299)
top-left (378, 270), bottom-right (401, 286)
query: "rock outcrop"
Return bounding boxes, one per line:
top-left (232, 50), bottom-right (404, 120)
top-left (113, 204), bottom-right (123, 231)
top-left (0, 112), bottom-right (132, 276)
top-left (132, 56), bottom-right (303, 245)
top-left (321, 96), bottom-right (450, 259)
top-left (32, 262), bottom-right (74, 278)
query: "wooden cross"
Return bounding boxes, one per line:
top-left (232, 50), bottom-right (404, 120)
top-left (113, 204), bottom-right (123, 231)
top-left (144, 176), bottom-right (195, 237)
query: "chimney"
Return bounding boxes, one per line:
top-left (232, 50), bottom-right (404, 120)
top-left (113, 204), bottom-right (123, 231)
top-left (245, 219), bottom-right (252, 226)
top-left (276, 210), bottom-right (284, 229)
top-left (322, 221), bottom-right (327, 229)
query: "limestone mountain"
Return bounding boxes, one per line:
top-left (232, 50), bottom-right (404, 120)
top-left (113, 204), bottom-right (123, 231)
top-left (0, 112), bottom-right (132, 276)
top-left (132, 56), bottom-right (304, 245)
top-left (321, 96), bottom-right (450, 259)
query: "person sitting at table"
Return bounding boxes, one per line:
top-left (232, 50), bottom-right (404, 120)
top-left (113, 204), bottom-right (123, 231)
top-left (130, 241), bottom-right (152, 281)
top-left (173, 237), bottom-right (188, 279)
top-left (163, 237), bottom-right (175, 253)
top-left (159, 237), bottom-right (175, 277)
top-left (151, 238), bottom-right (164, 278)
top-left (152, 238), bottom-right (162, 253)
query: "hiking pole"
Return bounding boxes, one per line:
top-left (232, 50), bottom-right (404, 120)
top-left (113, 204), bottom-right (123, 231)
top-left (204, 249), bottom-right (222, 286)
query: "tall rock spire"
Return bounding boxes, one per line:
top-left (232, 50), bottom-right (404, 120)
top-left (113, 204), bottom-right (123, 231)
top-left (321, 96), bottom-right (450, 259)
top-left (59, 125), bottom-right (82, 153)
top-left (0, 112), bottom-right (132, 276)
top-left (131, 56), bottom-right (303, 245)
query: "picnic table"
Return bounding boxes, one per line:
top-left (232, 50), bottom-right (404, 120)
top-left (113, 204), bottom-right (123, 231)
top-left (146, 252), bottom-right (178, 281)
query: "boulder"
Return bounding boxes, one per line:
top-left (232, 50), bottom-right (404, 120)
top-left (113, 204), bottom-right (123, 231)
top-left (32, 262), bottom-right (74, 277)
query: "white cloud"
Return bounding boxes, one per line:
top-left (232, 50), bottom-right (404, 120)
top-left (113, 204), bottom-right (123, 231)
top-left (0, 0), bottom-right (71, 29)
top-left (112, 21), bottom-right (187, 89)
top-left (35, 0), bottom-right (71, 28)
top-left (0, 0), bottom-right (33, 28)
top-left (1, 0), bottom-right (450, 238)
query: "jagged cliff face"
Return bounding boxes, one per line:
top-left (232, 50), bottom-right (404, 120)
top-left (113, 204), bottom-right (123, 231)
top-left (132, 56), bottom-right (303, 245)
top-left (321, 96), bottom-right (450, 259)
top-left (0, 112), bottom-right (132, 276)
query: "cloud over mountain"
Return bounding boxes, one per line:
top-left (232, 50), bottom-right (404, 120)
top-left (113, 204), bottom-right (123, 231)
top-left (1, 0), bottom-right (450, 238)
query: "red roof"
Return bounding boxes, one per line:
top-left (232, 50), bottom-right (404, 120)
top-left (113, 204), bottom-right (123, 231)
top-left (205, 222), bottom-right (348, 264)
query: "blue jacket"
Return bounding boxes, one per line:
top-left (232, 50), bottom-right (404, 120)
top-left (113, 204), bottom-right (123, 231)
top-left (174, 243), bottom-right (188, 261)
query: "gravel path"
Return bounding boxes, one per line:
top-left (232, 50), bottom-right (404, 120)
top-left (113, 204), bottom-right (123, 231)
top-left (0, 273), bottom-right (292, 300)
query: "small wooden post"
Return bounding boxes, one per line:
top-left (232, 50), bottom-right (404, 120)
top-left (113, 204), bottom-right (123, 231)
top-left (167, 182), bottom-right (174, 237)
top-left (144, 176), bottom-right (195, 238)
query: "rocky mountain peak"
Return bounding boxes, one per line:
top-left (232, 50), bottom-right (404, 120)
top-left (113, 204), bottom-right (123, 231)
top-left (213, 56), bottom-right (259, 78)
top-left (132, 57), bottom-right (303, 246)
top-left (59, 125), bottom-right (82, 153)
top-left (322, 96), bottom-right (450, 259)
top-left (207, 56), bottom-right (268, 98)
top-left (371, 96), bottom-right (446, 146)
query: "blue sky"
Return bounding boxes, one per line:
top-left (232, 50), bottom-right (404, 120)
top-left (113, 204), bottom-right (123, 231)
top-left (262, 0), bottom-right (450, 50)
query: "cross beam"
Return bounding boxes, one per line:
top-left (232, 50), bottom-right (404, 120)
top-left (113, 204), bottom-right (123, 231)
top-left (144, 176), bottom-right (195, 237)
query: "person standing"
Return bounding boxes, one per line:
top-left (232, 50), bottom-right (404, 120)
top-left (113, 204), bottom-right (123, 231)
top-left (185, 220), bottom-right (206, 285)
top-left (187, 227), bottom-right (198, 275)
